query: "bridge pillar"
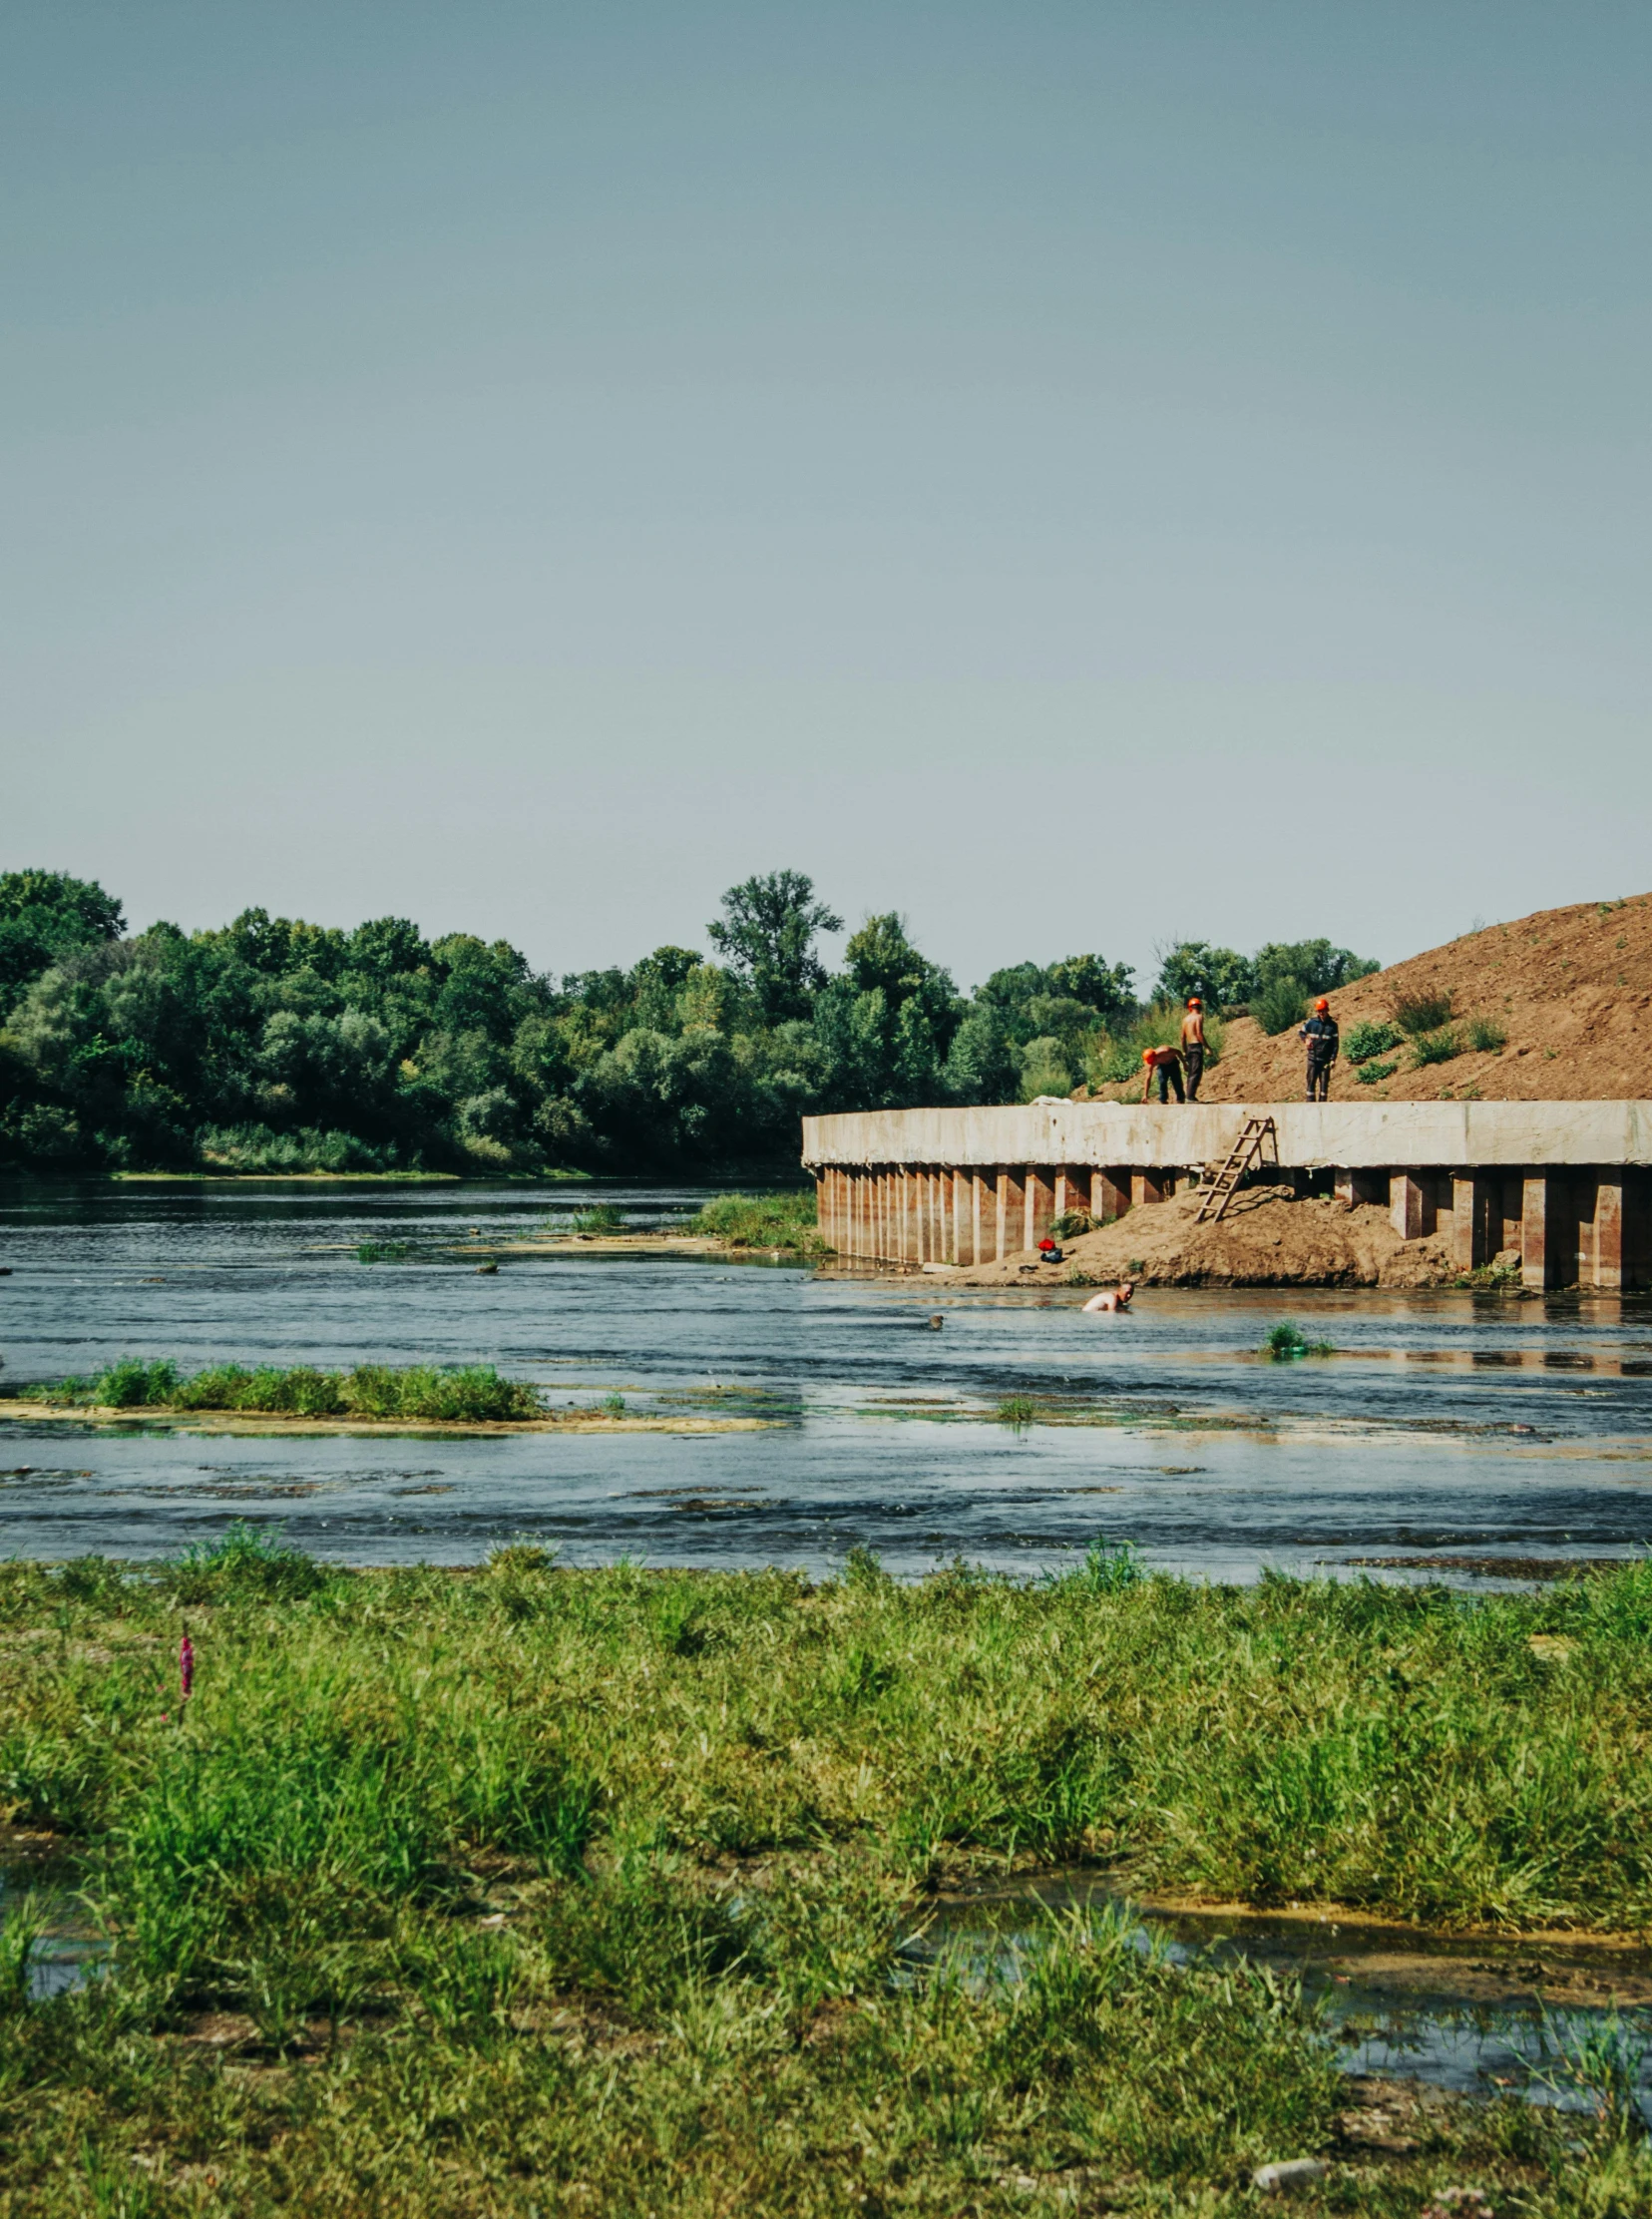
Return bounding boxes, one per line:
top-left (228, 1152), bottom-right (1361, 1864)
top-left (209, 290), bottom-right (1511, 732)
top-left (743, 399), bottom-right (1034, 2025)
top-left (1521, 1174), bottom-right (1555, 1289)
top-left (1594, 1175), bottom-right (1624, 1290)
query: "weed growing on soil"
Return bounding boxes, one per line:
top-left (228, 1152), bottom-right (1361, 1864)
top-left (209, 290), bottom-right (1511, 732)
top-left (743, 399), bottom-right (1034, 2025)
top-left (1051, 1208), bottom-right (1094, 1239)
top-left (1355, 1058), bottom-right (1400, 1085)
top-left (1412, 1027), bottom-right (1462, 1068)
top-left (686, 1189), bottom-right (825, 1255)
top-left (1344, 1020), bottom-right (1401, 1063)
top-left (1467, 1016), bottom-right (1508, 1053)
top-left (1394, 988), bottom-right (1455, 1035)
top-left (3, 1555), bottom-right (1652, 2209)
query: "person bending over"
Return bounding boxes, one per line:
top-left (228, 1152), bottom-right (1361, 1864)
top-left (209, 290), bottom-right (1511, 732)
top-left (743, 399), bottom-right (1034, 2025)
top-left (1083, 1281), bottom-right (1135, 1313)
top-left (1141, 1045), bottom-right (1185, 1105)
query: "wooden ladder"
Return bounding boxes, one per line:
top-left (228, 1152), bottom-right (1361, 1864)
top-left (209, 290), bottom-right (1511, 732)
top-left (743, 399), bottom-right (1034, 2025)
top-left (1195, 1115), bottom-right (1279, 1224)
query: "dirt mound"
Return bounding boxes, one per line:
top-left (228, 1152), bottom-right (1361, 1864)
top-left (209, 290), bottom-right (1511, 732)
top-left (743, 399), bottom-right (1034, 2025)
top-left (946, 1183), bottom-right (1459, 1290)
top-left (1098, 893), bottom-right (1652, 1105)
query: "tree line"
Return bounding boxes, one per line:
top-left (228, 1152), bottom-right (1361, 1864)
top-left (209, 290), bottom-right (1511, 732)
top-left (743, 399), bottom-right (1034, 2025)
top-left (0, 869), bottom-right (1376, 1175)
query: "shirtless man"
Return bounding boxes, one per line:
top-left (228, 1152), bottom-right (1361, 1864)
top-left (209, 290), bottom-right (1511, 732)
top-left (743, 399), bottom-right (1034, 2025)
top-left (1082, 1280), bottom-right (1135, 1313)
top-left (1180, 998), bottom-right (1206, 1101)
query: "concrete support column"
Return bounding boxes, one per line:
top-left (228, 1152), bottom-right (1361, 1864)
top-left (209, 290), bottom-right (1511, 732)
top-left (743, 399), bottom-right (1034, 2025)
top-left (1055, 1168), bottom-right (1089, 1222)
top-left (1595, 1175), bottom-right (1624, 1290)
top-left (998, 1169), bottom-right (1026, 1260)
top-left (1027, 1169), bottom-right (1055, 1251)
top-left (1521, 1175), bottom-right (1554, 1290)
top-left (971, 1170), bottom-right (992, 1264)
top-left (1131, 1171), bottom-right (1168, 1208)
top-left (901, 1170), bottom-right (919, 1265)
top-left (1392, 1172), bottom-right (1428, 1241)
top-left (1334, 1169), bottom-right (1385, 1208)
top-left (1451, 1175), bottom-right (1494, 1269)
top-left (951, 1170), bottom-right (968, 1265)
top-left (1094, 1169), bottom-right (1130, 1223)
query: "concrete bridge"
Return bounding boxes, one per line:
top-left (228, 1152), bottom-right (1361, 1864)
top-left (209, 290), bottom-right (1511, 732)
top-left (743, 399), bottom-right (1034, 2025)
top-left (800, 1102), bottom-right (1652, 1289)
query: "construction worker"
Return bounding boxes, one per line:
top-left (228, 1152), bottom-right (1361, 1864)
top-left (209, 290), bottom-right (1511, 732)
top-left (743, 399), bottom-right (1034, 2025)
top-left (1180, 998), bottom-right (1206, 1102)
top-left (1141, 1044), bottom-right (1185, 1105)
top-left (1299, 997), bottom-right (1339, 1101)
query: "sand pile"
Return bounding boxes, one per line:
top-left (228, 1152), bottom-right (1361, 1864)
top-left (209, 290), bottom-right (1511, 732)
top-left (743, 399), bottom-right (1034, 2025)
top-left (945, 1183), bottom-right (1459, 1290)
top-left (1087, 893), bottom-right (1652, 1107)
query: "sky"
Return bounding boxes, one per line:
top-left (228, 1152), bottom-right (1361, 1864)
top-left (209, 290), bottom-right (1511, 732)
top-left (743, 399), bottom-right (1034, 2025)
top-left (4, 2), bottom-right (1650, 997)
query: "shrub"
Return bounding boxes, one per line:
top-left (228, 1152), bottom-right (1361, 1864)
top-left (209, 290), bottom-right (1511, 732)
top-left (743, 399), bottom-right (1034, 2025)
top-left (1467, 1016), bottom-right (1507, 1054)
top-left (1354, 1058), bottom-right (1399, 1085)
top-left (1393, 988), bottom-right (1453, 1036)
top-left (1051, 1209), bottom-right (1093, 1239)
top-left (686, 1191), bottom-right (823, 1254)
top-left (1263, 1321), bottom-right (1334, 1359)
top-left (94, 1358), bottom-right (179, 1408)
top-left (1411, 1028), bottom-right (1461, 1068)
top-left (1254, 977), bottom-right (1309, 1037)
top-left (997, 1394), bottom-right (1036, 1429)
top-left (1344, 1020), bottom-right (1400, 1064)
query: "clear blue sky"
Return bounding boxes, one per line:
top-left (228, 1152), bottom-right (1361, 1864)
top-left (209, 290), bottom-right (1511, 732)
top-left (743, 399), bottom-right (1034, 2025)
top-left (5, 2), bottom-right (1649, 993)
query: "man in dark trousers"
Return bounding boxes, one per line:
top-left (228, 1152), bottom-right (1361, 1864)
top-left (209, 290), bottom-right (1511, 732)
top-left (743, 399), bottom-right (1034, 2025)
top-left (1141, 1045), bottom-right (1185, 1104)
top-left (1180, 998), bottom-right (1206, 1101)
top-left (1299, 997), bottom-right (1339, 1100)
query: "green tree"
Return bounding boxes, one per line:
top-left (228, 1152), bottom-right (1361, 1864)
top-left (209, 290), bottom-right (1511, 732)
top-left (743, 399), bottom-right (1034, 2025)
top-left (707, 871), bottom-right (843, 1024)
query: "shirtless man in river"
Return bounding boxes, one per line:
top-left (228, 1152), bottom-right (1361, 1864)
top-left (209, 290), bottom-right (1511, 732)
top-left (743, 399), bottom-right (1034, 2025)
top-left (1082, 1281), bottom-right (1135, 1313)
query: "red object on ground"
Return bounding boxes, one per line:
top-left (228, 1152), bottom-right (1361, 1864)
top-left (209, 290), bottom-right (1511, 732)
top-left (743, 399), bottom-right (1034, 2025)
top-left (180, 1632), bottom-right (195, 1701)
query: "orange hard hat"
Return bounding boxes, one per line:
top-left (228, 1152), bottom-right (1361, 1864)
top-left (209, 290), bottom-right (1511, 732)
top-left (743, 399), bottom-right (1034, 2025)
top-left (1142, 1047), bottom-right (1156, 1063)
top-left (1315, 997), bottom-right (1330, 1012)
top-left (1187, 997), bottom-right (1201, 1009)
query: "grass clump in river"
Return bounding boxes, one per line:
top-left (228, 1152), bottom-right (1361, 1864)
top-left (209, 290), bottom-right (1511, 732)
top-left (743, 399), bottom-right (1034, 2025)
top-left (35, 1359), bottom-right (546, 1423)
top-left (686, 1187), bottom-right (826, 1256)
top-left (1264, 1319), bottom-right (1336, 1359)
top-left (2, 1550), bottom-right (1651, 2209)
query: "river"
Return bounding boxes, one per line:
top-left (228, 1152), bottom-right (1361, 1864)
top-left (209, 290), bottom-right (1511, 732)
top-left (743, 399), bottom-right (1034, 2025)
top-left (1, 1177), bottom-right (1649, 1581)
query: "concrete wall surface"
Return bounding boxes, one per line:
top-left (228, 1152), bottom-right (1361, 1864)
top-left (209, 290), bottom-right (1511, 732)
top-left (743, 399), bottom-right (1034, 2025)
top-left (801, 1101), bottom-right (1652, 1171)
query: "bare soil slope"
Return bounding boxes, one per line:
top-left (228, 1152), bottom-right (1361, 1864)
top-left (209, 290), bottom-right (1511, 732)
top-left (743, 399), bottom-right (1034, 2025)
top-left (1099, 893), bottom-right (1652, 1105)
top-left (947, 1183), bottom-right (1459, 1290)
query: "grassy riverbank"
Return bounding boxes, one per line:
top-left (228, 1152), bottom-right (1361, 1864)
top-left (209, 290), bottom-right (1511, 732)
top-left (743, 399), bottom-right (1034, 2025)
top-left (685, 1186), bottom-right (824, 1255)
top-left (2, 1545), bottom-right (1650, 2212)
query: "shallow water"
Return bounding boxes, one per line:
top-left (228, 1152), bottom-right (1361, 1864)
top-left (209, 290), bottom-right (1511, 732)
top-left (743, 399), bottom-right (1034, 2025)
top-left (1, 1177), bottom-right (1650, 1580)
top-left (921, 1877), bottom-right (1652, 2118)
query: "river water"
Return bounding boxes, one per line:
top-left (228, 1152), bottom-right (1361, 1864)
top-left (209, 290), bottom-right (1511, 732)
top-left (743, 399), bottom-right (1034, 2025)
top-left (1, 1177), bottom-right (1649, 1580)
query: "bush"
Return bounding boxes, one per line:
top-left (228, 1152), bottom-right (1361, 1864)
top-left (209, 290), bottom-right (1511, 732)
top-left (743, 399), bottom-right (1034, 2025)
top-left (1263, 1320), bottom-right (1334, 1360)
top-left (1051, 1209), bottom-right (1093, 1239)
top-left (1344, 1020), bottom-right (1400, 1063)
top-left (686, 1191), bottom-right (823, 1254)
top-left (1411, 1028), bottom-right (1461, 1068)
top-left (1354, 1059), bottom-right (1399, 1085)
top-left (1254, 977), bottom-right (1309, 1037)
top-left (1467, 1016), bottom-right (1507, 1054)
top-left (567, 1203), bottom-right (627, 1234)
top-left (1393, 988), bottom-right (1453, 1036)
top-left (94, 1358), bottom-right (179, 1408)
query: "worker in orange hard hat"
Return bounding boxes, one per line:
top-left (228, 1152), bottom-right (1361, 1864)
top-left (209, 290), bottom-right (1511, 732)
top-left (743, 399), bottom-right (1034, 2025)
top-left (1298, 997), bottom-right (1340, 1101)
top-left (1141, 1042), bottom-right (1185, 1105)
top-left (1179, 997), bottom-right (1207, 1102)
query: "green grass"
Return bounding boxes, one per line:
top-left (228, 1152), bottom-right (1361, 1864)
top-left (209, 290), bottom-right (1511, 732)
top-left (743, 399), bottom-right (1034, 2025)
top-left (565, 1202), bottom-right (628, 1233)
top-left (1263, 1320), bottom-right (1336, 1359)
top-left (1411, 1026), bottom-right (1462, 1068)
top-left (1344, 1020), bottom-right (1401, 1064)
top-left (1354, 1057), bottom-right (1400, 1085)
top-left (26, 1360), bottom-right (546, 1423)
top-left (355, 1240), bottom-right (412, 1263)
top-left (685, 1188), bottom-right (825, 1256)
top-left (1468, 1015), bottom-right (1508, 1054)
top-left (995, 1393), bottom-right (1037, 1428)
top-left (1, 1553), bottom-right (1651, 2210)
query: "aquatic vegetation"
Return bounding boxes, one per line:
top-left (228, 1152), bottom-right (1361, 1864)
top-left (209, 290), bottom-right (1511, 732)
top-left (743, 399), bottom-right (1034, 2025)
top-left (1, 1554), bottom-right (1650, 2206)
top-left (995, 1393), bottom-right (1036, 1428)
top-left (1264, 1320), bottom-right (1336, 1359)
top-left (28, 1360), bottom-right (546, 1423)
top-left (565, 1202), bottom-right (628, 1234)
top-left (355, 1239), bottom-right (411, 1262)
top-left (686, 1188), bottom-right (825, 1254)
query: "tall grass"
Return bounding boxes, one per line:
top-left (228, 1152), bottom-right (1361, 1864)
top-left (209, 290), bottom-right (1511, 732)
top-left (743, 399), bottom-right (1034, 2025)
top-left (686, 1189), bottom-right (825, 1255)
top-left (32, 1360), bottom-right (546, 1423)
top-left (1, 1552), bottom-right (1648, 2207)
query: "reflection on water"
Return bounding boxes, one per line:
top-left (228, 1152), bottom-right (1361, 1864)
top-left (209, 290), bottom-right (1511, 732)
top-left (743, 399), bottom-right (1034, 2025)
top-left (920, 1877), bottom-right (1652, 2118)
top-left (1, 1177), bottom-right (1649, 1579)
